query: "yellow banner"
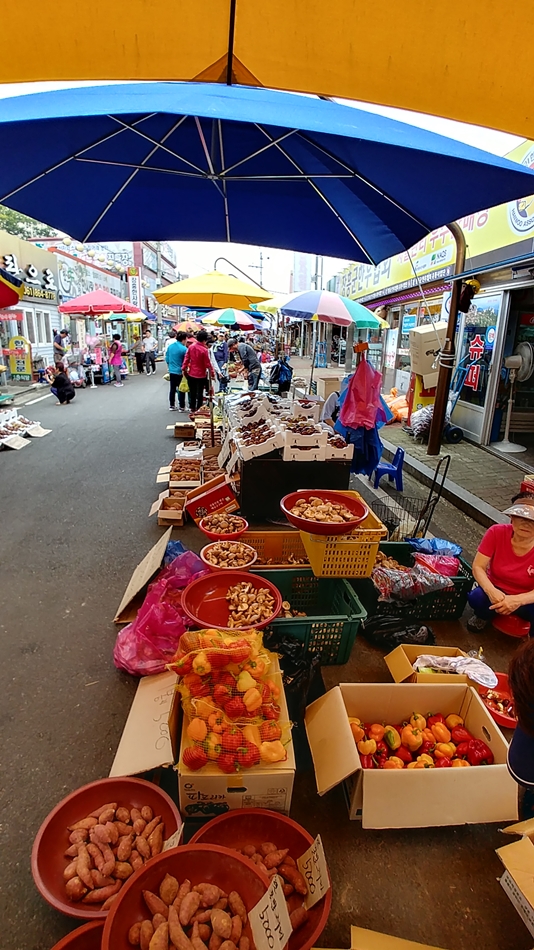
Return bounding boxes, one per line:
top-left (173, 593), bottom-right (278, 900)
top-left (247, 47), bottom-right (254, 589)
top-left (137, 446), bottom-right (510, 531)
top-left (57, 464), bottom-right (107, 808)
top-left (8, 335), bottom-right (32, 380)
top-left (340, 140), bottom-right (534, 302)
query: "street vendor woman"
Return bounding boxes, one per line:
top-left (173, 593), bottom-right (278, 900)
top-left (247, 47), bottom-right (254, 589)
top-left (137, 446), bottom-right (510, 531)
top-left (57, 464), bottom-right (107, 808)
top-left (508, 637), bottom-right (534, 817)
top-left (467, 503), bottom-right (534, 634)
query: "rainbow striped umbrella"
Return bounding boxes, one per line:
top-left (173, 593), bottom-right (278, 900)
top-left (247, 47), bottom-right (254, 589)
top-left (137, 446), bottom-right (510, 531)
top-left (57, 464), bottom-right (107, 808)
top-left (203, 308), bottom-right (255, 329)
top-left (281, 290), bottom-right (380, 328)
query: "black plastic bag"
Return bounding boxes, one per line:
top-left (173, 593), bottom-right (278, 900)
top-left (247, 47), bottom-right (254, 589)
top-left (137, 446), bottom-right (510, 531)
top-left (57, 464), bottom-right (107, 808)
top-left (361, 613), bottom-right (435, 650)
top-left (262, 630), bottom-right (322, 725)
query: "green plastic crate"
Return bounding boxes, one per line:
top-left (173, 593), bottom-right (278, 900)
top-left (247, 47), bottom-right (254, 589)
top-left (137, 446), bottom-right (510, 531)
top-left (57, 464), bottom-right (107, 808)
top-left (251, 567), bottom-right (366, 664)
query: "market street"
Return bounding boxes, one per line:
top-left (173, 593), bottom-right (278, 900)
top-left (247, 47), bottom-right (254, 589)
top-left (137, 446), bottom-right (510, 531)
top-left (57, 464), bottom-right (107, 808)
top-left (0, 375), bottom-right (530, 950)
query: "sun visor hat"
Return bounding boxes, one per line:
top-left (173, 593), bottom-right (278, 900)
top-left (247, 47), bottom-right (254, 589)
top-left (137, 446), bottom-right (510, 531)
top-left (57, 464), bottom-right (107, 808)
top-left (503, 505), bottom-right (534, 521)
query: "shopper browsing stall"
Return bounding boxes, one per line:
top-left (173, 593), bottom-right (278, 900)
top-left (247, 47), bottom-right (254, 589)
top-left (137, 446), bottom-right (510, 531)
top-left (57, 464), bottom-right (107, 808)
top-left (131, 334), bottom-right (145, 374)
top-left (166, 331), bottom-right (188, 411)
top-left (229, 336), bottom-right (261, 390)
top-left (182, 329), bottom-right (211, 411)
top-left (109, 333), bottom-right (124, 387)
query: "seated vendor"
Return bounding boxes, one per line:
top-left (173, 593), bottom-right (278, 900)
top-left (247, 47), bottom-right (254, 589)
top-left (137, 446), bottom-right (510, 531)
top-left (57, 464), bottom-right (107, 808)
top-left (467, 502), bottom-right (534, 634)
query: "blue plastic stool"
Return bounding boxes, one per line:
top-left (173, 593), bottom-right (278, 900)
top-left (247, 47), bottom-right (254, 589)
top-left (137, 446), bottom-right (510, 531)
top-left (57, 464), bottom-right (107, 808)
top-left (373, 447), bottom-right (405, 491)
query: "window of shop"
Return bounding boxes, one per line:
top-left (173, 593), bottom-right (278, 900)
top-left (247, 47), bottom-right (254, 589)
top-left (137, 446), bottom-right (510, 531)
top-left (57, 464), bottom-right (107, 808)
top-left (44, 312), bottom-right (52, 343)
top-left (25, 310), bottom-right (36, 345)
top-left (34, 310), bottom-right (53, 345)
top-left (456, 295), bottom-right (501, 408)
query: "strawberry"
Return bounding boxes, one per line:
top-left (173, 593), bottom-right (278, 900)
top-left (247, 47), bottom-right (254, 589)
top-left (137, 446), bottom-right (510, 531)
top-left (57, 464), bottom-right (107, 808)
top-left (182, 746), bottom-right (208, 771)
top-left (236, 742), bottom-right (260, 770)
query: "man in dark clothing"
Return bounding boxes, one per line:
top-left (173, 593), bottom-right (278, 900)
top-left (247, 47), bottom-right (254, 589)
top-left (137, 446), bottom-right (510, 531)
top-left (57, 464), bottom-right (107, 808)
top-left (229, 337), bottom-right (261, 390)
top-left (53, 328), bottom-right (69, 364)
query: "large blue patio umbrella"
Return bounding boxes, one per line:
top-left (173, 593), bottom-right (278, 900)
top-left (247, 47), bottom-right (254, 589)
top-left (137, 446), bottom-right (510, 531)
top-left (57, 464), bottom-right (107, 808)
top-left (0, 83), bottom-right (534, 262)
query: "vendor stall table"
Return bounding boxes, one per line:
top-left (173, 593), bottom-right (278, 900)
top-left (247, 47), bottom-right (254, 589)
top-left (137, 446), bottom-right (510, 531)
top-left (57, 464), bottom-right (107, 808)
top-left (237, 454), bottom-right (351, 519)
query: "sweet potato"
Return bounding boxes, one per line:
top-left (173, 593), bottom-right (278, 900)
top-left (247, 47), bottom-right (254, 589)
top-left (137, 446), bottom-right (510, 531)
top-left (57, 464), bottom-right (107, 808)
top-left (115, 861), bottom-right (134, 880)
top-left (228, 892), bottom-right (247, 925)
top-left (143, 816), bottom-right (162, 839)
top-left (282, 883), bottom-right (294, 898)
top-left (194, 883), bottom-right (222, 907)
top-left (91, 869), bottom-right (114, 888)
top-left (144, 890), bottom-right (170, 919)
top-left (218, 942), bottom-right (237, 950)
top-left (134, 818), bottom-right (147, 836)
top-left (105, 821), bottom-right (119, 845)
top-left (263, 849), bottom-right (289, 869)
top-left (148, 822), bottom-right (164, 857)
top-left (91, 824), bottom-right (112, 845)
top-left (76, 844), bottom-right (95, 890)
top-left (158, 873), bottom-right (179, 906)
top-left (115, 820), bottom-right (134, 836)
top-left (191, 920), bottom-right (209, 950)
top-left (116, 807), bottom-right (131, 823)
top-left (90, 802), bottom-right (117, 819)
top-left (190, 910), bottom-right (212, 925)
top-left (99, 842), bottom-right (116, 878)
top-left (168, 905), bottom-right (194, 950)
top-left (209, 934), bottom-right (223, 950)
top-left (153, 914), bottom-right (168, 930)
top-left (69, 829), bottom-right (88, 845)
top-left (63, 860), bottom-right (79, 882)
top-left (198, 925), bottom-right (211, 942)
top-left (65, 877), bottom-right (87, 901)
top-left (258, 842), bottom-right (278, 856)
top-left (87, 842), bottom-right (104, 871)
top-left (140, 920), bottom-right (155, 950)
top-left (210, 909), bottom-right (232, 939)
top-left (173, 879), bottom-right (191, 912)
top-left (69, 817), bottom-right (98, 831)
top-left (180, 891), bottom-right (201, 926)
top-left (99, 807), bottom-right (116, 824)
top-left (118, 833), bottom-right (134, 862)
top-left (131, 850), bottom-right (144, 871)
top-left (283, 855), bottom-right (296, 868)
top-left (213, 898), bottom-right (228, 911)
top-left (82, 879), bottom-right (122, 903)
top-left (129, 922), bottom-right (143, 946)
top-left (289, 907), bottom-right (308, 932)
top-left (251, 853), bottom-right (263, 865)
top-left (65, 844), bottom-right (80, 858)
top-left (149, 922), bottom-right (169, 950)
top-left (229, 916), bottom-right (242, 945)
top-left (238, 938), bottom-right (249, 950)
top-left (277, 865), bottom-right (307, 896)
top-left (102, 891), bottom-right (121, 911)
top-left (142, 805), bottom-right (154, 822)
top-left (136, 835), bottom-right (151, 860)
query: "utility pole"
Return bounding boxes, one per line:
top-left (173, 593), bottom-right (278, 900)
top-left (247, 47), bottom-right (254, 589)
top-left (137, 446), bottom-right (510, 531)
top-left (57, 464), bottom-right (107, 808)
top-left (155, 241), bottom-right (162, 326)
top-left (249, 249), bottom-right (267, 286)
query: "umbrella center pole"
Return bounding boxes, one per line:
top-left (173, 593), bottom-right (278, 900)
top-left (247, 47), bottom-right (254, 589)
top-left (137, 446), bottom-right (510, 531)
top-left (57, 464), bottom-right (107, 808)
top-left (427, 222), bottom-right (466, 456)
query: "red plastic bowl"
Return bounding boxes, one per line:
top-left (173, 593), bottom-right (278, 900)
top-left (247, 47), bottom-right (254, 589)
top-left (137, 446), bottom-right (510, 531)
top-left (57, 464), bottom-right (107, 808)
top-left (51, 921), bottom-right (104, 950)
top-left (199, 516), bottom-right (249, 541)
top-left (102, 844), bottom-right (269, 950)
top-left (181, 570), bottom-right (282, 631)
top-left (492, 614), bottom-right (530, 638)
top-left (200, 541), bottom-right (258, 572)
top-left (31, 777), bottom-right (182, 920)
top-left (190, 809), bottom-right (331, 950)
top-left (479, 672), bottom-right (517, 729)
top-left (280, 490), bottom-right (368, 535)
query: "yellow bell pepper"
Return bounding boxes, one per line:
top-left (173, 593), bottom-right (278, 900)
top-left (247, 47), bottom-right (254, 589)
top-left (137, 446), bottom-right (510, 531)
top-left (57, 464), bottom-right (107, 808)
top-left (451, 758), bottom-right (471, 767)
top-left (434, 741), bottom-right (456, 759)
top-left (243, 687), bottom-right (262, 712)
top-left (206, 732), bottom-right (222, 760)
top-left (186, 717), bottom-right (208, 742)
top-left (236, 670), bottom-right (257, 692)
top-left (431, 722), bottom-right (451, 743)
top-left (382, 756), bottom-right (404, 769)
top-left (384, 726), bottom-right (401, 750)
top-left (408, 758), bottom-right (434, 769)
top-left (445, 714), bottom-right (464, 730)
top-left (358, 738), bottom-right (377, 755)
top-left (416, 753), bottom-right (434, 766)
top-left (260, 740), bottom-right (287, 764)
top-left (192, 652), bottom-right (211, 675)
top-left (243, 724), bottom-right (262, 748)
top-left (401, 725), bottom-right (423, 752)
top-left (410, 712), bottom-right (426, 730)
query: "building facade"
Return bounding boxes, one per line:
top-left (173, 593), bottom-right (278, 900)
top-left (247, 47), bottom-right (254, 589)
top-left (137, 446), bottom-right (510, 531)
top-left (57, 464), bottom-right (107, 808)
top-left (0, 233), bottom-right (60, 371)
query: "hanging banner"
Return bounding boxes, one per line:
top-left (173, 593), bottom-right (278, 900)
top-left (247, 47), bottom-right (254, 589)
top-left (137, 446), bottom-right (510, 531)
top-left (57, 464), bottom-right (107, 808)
top-left (8, 335), bottom-right (32, 380)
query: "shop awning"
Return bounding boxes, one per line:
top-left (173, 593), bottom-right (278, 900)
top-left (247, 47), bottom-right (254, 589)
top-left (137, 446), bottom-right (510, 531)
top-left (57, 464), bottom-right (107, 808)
top-left (0, 267), bottom-right (24, 308)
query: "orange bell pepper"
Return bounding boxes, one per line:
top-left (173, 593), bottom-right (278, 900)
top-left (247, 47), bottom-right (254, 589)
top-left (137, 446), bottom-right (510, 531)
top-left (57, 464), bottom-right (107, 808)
top-left (401, 724), bottom-right (423, 752)
top-left (358, 738), bottom-right (377, 755)
top-left (243, 724), bottom-right (262, 748)
top-left (431, 722), bottom-right (451, 743)
top-left (451, 758), bottom-right (471, 767)
top-left (186, 717), bottom-right (208, 743)
top-left (434, 742), bottom-right (456, 759)
top-left (194, 698), bottom-right (217, 720)
top-left (208, 711), bottom-right (225, 734)
top-left (445, 714), bottom-right (464, 730)
top-left (350, 721), bottom-right (365, 743)
top-left (242, 658), bottom-right (267, 679)
top-left (407, 758), bottom-right (434, 769)
top-left (368, 723), bottom-right (385, 741)
top-left (264, 678), bottom-right (280, 701)
top-left (421, 728), bottom-right (436, 745)
top-left (383, 756), bottom-right (404, 769)
top-left (410, 712), bottom-right (426, 730)
top-left (243, 687), bottom-right (262, 712)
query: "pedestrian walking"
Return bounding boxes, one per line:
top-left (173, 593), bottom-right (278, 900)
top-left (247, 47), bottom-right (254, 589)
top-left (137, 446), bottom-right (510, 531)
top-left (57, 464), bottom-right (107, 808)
top-left (132, 333), bottom-right (145, 373)
top-left (229, 337), bottom-right (262, 390)
top-left (109, 333), bottom-right (124, 387)
top-left (182, 329), bottom-right (211, 411)
top-left (166, 331), bottom-right (188, 411)
top-left (143, 328), bottom-right (158, 375)
top-left (53, 328), bottom-right (69, 365)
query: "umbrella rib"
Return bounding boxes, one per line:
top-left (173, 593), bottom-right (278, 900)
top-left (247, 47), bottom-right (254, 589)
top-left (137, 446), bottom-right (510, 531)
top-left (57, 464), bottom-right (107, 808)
top-left (255, 125), bottom-right (374, 263)
top-left (194, 116), bottom-right (227, 202)
top-left (76, 158), bottom-right (204, 178)
top-left (223, 174), bottom-right (354, 180)
top-left (219, 130), bottom-right (298, 176)
top-left (295, 130), bottom-right (429, 230)
top-left (109, 114), bottom-right (206, 174)
top-left (218, 120), bottom-right (231, 242)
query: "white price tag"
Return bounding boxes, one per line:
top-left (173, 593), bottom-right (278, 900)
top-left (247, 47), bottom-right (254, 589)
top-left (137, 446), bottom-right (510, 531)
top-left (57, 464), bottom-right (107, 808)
top-left (162, 826), bottom-right (183, 852)
top-left (249, 875), bottom-right (293, 950)
top-left (297, 834), bottom-right (330, 909)
top-left (218, 434), bottom-right (231, 468)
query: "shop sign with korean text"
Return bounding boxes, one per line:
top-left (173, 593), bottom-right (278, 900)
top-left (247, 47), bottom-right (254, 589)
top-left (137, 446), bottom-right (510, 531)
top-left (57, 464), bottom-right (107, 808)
top-left (0, 234), bottom-right (58, 304)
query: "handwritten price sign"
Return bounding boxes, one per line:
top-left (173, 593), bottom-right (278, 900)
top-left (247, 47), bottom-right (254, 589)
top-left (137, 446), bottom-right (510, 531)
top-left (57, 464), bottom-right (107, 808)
top-left (297, 835), bottom-right (330, 909)
top-left (249, 875), bottom-right (292, 950)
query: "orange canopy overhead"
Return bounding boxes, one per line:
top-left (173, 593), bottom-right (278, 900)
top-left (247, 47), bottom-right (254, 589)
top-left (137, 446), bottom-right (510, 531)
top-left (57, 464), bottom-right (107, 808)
top-left (2, 1), bottom-right (534, 139)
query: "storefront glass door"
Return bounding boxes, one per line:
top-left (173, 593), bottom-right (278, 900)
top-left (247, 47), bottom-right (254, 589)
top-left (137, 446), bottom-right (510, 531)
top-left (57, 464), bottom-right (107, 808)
top-left (451, 292), bottom-right (505, 443)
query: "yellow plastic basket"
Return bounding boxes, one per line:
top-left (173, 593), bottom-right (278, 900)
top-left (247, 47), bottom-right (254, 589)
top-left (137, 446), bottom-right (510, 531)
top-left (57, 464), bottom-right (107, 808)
top-left (299, 491), bottom-right (388, 577)
top-left (241, 530), bottom-right (308, 568)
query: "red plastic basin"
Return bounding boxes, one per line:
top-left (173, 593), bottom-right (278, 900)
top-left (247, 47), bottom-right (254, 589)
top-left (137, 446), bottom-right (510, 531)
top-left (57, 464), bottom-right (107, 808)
top-left (31, 777), bottom-right (182, 920)
top-left (181, 570), bottom-right (282, 631)
top-left (190, 809), bottom-right (331, 950)
top-left (199, 516), bottom-right (249, 541)
top-left (479, 672), bottom-right (517, 729)
top-left (51, 921), bottom-right (104, 950)
top-left (280, 490), bottom-right (368, 535)
top-left (492, 614), bottom-right (530, 638)
top-left (102, 844), bottom-right (269, 950)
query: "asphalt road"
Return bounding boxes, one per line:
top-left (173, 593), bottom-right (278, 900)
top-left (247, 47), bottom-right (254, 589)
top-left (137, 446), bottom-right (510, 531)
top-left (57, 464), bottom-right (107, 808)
top-left (0, 375), bottom-right (531, 950)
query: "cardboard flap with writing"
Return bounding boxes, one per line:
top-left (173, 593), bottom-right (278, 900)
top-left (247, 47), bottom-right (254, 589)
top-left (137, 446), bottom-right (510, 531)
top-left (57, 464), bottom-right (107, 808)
top-left (304, 687), bottom-right (360, 796)
top-left (149, 491), bottom-right (169, 518)
top-left (497, 836), bottom-right (534, 909)
top-left (109, 671), bottom-right (177, 777)
top-left (114, 527), bottom-right (172, 623)
top-left (351, 925), bottom-right (448, 950)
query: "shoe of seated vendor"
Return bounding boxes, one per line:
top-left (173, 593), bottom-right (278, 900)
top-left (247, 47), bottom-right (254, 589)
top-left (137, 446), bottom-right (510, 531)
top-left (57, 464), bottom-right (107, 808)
top-left (467, 613), bottom-right (488, 633)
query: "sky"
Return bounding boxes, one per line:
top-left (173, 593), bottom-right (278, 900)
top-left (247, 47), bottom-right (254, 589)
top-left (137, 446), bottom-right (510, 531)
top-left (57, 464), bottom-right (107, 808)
top-left (0, 80), bottom-right (526, 294)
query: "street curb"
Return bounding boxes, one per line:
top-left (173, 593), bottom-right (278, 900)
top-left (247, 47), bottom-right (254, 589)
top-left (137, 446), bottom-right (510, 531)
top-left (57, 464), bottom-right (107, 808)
top-left (380, 437), bottom-right (508, 529)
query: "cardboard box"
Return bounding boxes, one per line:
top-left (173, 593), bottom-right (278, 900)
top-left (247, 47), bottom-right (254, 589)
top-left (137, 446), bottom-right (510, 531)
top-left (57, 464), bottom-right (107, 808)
top-left (384, 645), bottom-right (469, 684)
top-left (496, 836), bottom-right (534, 938)
top-left (408, 322), bottom-right (447, 377)
top-left (114, 528), bottom-right (172, 623)
top-left (350, 926), bottom-right (449, 949)
top-left (149, 491), bottom-right (187, 527)
top-left (315, 376), bottom-right (343, 401)
top-left (166, 422), bottom-right (196, 439)
top-left (422, 372), bottom-right (439, 390)
top-left (185, 474), bottom-right (240, 523)
top-left (305, 683), bottom-right (517, 828)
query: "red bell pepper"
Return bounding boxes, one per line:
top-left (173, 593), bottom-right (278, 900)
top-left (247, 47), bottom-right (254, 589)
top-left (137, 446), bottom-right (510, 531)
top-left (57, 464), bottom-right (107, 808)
top-left (359, 754), bottom-right (376, 769)
top-left (419, 739), bottom-right (436, 757)
top-left (455, 741), bottom-right (470, 759)
top-left (236, 742), bottom-right (261, 769)
top-left (426, 713), bottom-right (445, 727)
top-left (217, 752), bottom-right (238, 773)
top-left (466, 739), bottom-right (494, 766)
top-left (435, 756), bottom-right (452, 767)
top-left (224, 697), bottom-right (247, 719)
top-left (394, 744), bottom-right (413, 764)
top-left (451, 725), bottom-right (474, 745)
top-left (261, 703), bottom-right (281, 720)
top-left (221, 726), bottom-right (243, 752)
top-left (375, 740), bottom-right (388, 761)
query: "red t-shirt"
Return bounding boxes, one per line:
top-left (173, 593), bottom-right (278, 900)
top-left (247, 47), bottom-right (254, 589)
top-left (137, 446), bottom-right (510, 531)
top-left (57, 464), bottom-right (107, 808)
top-left (478, 523), bottom-right (534, 595)
top-left (183, 341), bottom-right (211, 379)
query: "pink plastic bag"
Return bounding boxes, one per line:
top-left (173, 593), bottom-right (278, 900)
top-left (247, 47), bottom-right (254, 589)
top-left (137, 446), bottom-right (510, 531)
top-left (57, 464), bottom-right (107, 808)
top-left (414, 553), bottom-right (460, 577)
top-left (339, 359), bottom-right (382, 430)
top-left (113, 550), bottom-right (208, 676)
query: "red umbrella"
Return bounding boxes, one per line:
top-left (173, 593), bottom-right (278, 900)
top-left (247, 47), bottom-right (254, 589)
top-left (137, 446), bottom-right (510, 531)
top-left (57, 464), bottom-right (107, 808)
top-left (0, 267), bottom-right (24, 308)
top-left (58, 289), bottom-right (140, 315)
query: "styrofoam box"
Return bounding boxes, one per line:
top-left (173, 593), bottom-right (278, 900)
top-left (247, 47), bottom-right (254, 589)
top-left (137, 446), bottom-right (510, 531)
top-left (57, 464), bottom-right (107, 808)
top-left (235, 429), bottom-right (285, 461)
top-left (283, 445), bottom-right (326, 462)
top-left (324, 442), bottom-right (353, 460)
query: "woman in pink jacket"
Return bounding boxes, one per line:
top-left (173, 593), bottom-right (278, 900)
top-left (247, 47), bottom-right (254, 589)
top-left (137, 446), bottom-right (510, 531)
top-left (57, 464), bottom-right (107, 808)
top-left (182, 330), bottom-right (211, 411)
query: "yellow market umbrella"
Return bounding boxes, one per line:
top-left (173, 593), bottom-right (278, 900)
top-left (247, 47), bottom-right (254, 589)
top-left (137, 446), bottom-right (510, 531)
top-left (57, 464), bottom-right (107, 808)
top-left (154, 271), bottom-right (273, 309)
top-left (4, 1), bottom-right (534, 139)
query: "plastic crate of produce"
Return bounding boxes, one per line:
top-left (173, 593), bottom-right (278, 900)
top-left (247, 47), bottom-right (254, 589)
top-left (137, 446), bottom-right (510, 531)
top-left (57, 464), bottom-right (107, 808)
top-left (251, 567), bottom-right (366, 664)
top-left (241, 529), bottom-right (309, 568)
top-left (299, 491), bottom-right (387, 578)
top-left (351, 541), bottom-right (474, 622)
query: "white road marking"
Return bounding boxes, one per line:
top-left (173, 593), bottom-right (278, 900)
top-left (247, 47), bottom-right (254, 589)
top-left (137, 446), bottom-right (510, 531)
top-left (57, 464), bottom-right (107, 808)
top-left (24, 393), bottom-right (53, 406)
